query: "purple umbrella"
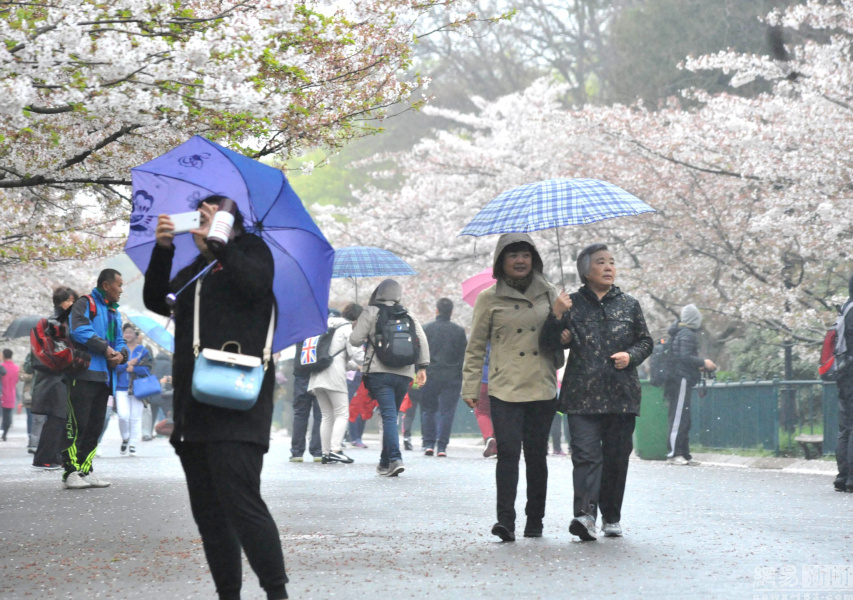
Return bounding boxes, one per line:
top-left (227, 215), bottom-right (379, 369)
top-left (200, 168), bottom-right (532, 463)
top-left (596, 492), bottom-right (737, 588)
top-left (125, 136), bottom-right (333, 352)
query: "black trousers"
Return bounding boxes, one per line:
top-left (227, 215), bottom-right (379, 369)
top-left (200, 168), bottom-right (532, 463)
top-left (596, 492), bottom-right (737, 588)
top-left (568, 413), bottom-right (636, 524)
top-left (1, 407), bottom-right (12, 439)
top-left (33, 413), bottom-right (65, 466)
top-left (62, 379), bottom-right (109, 478)
top-left (836, 375), bottom-right (853, 487)
top-left (664, 377), bottom-right (693, 460)
top-left (290, 373), bottom-right (321, 458)
top-left (179, 442), bottom-right (288, 600)
top-left (490, 396), bottom-right (558, 530)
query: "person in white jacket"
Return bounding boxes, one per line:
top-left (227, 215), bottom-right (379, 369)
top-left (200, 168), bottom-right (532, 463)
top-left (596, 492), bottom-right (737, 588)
top-left (309, 310), bottom-right (365, 464)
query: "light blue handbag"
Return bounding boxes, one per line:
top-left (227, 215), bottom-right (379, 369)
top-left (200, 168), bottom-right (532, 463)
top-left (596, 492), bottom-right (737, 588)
top-left (190, 280), bottom-right (274, 411)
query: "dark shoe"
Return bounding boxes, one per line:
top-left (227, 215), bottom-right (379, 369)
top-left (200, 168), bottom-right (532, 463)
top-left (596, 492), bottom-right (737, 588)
top-left (834, 480), bottom-right (846, 492)
top-left (436, 450), bottom-right (447, 457)
top-left (142, 435), bottom-right (153, 442)
top-left (321, 454), bottom-right (335, 464)
top-left (32, 463), bottom-right (62, 471)
top-left (27, 447), bottom-right (36, 454)
top-left (424, 448), bottom-right (434, 456)
top-left (483, 437), bottom-right (497, 458)
top-left (569, 516), bottom-right (598, 541)
top-left (846, 486), bottom-right (853, 493)
top-left (376, 464), bottom-right (389, 476)
top-left (327, 450), bottom-right (354, 464)
top-left (386, 460), bottom-right (405, 477)
top-left (120, 439), bottom-right (129, 455)
top-left (491, 523), bottom-right (515, 542)
top-left (523, 520), bottom-right (543, 538)
top-left (403, 438), bottom-right (413, 451)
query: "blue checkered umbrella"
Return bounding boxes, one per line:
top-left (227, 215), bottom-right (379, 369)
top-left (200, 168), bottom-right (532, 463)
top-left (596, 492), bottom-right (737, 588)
top-left (459, 178), bottom-right (654, 236)
top-left (333, 246), bottom-right (416, 302)
top-left (459, 178), bottom-right (655, 285)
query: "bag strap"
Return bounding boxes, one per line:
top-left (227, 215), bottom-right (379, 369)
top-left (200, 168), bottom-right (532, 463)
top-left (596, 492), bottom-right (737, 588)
top-left (194, 278), bottom-right (276, 371)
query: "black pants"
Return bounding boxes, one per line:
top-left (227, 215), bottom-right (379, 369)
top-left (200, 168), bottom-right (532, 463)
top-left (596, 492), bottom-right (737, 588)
top-left (664, 377), bottom-right (693, 460)
top-left (836, 375), bottom-right (853, 488)
top-left (568, 413), bottom-right (636, 524)
top-left (1, 407), bottom-right (11, 439)
top-left (33, 413), bottom-right (65, 466)
top-left (490, 396), bottom-right (557, 530)
top-left (62, 379), bottom-right (109, 478)
top-left (290, 373), bottom-right (321, 458)
top-left (179, 442), bottom-right (288, 600)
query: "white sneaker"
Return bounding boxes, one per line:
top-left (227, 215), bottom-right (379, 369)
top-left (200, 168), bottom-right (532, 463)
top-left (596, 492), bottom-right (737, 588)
top-left (83, 473), bottom-right (111, 488)
top-left (64, 471), bottom-right (91, 489)
top-left (602, 521), bottom-right (623, 537)
top-left (668, 456), bottom-right (689, 466)
top-left (128, 445), bottom-right (136, 456)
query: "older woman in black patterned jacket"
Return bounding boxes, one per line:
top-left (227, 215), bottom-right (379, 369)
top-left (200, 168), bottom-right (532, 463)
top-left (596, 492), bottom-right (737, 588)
top-left (541, 243), bottom-right (653, 542)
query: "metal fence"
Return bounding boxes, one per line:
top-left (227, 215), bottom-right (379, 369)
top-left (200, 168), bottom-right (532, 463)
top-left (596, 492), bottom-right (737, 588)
top-left (691, 379), bottom-right (839, 455)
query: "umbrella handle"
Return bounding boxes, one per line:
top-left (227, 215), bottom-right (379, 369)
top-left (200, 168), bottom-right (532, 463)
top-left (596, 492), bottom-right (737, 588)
top-left (165, 260), bottom-right (219, 307)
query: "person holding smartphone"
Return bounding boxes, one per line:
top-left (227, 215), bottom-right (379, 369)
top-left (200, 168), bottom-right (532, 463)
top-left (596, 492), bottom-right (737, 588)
top-left (143, 196), bottom-right (288, 600)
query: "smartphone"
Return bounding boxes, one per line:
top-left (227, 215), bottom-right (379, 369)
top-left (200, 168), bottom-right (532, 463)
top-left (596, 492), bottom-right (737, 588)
top-left (169, 210), bottom-right (200, 234)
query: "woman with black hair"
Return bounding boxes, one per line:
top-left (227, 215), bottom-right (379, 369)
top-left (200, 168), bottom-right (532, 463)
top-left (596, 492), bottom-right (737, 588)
top-left (462, 233), bottom-right (562, 542)
top-left (144, 195), bottom-right (288, 600)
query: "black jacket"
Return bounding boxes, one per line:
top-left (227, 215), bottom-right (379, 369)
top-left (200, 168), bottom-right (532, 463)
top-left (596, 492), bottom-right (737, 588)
top-left (541, 285), bottom-right (653, 415)
top-left (143, 233), bottom-right (276, 450)
top-left (667, 323), bottom-right (706, 387)
top-left (423, 315), bottom-right (467, 382)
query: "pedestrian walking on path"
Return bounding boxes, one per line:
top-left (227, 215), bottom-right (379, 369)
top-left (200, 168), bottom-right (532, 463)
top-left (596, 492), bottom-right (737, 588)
top-left (664, 304), bottom-right (716, 466)
top-left (463, 233), bottom-right (562, 542)
top-left (144, 197), bottom-right (289, 600)
top-left (350, 279), bottom-right (430, 477)
top-left (541, 243), bottom-right (653, 541)
top-left (419, 298), bottom-right (467, 457)
top-left (309, 309), bottom-right (364, 464)
top-left (64, 270), bottom-right (128, 489)
top-left (114, 323), bottom-right (153, 456)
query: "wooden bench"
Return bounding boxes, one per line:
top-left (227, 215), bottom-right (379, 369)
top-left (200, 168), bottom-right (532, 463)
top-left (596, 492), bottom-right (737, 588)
top-left (795, 434), bottom-right (824, 460)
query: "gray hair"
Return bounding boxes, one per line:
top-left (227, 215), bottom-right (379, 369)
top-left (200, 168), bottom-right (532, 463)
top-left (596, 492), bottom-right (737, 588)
top-left (576, 243), bottom-right (609, 284)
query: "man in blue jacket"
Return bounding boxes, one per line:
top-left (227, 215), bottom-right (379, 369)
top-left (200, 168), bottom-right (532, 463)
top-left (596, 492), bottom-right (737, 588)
top-left (64, 269), bottom-right (128, 489)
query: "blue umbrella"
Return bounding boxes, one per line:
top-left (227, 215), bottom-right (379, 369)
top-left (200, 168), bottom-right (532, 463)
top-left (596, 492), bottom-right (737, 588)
top-left (332, 246), bottom-right (416, 303)
top-left (124, 313), bottom-right (174, 353)
top-left (459, 178), bottom-right (655, 285)
top-left (125, 136), bottom-right (334, 351)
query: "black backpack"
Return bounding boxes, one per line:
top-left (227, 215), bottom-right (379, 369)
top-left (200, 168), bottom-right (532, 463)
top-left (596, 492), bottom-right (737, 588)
top-left (372, 304), bottom-right (420, 368)
top-left (295, 323), bottom-right (347, 374)
top-left (648, 336), bottom-right (674, 387)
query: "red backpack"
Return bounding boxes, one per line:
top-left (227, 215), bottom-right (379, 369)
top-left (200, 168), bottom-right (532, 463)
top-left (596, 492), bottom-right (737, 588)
top-left (30, 318), bottom-right (91, 374)
top-left (820, 303), bottom-right (853, 382)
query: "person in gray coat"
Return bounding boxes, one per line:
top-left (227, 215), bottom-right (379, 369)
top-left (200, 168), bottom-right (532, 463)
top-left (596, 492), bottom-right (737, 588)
top-left (350, 279), bottom-right (429, 477)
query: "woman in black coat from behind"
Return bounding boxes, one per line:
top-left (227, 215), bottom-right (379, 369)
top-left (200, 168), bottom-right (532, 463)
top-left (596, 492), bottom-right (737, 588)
top-left (541, 243), bottom-right (652, 542)
top-left (144, 195), bottom-right (288, 600)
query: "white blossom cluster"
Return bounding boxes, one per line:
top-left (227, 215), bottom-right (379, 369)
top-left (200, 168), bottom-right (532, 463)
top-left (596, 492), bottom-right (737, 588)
top-left (324, 1), bottom-right (853, 349)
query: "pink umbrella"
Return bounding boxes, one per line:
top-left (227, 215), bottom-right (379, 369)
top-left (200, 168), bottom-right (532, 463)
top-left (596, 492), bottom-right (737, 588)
top-left (461, 268), bottom-right (496, 307)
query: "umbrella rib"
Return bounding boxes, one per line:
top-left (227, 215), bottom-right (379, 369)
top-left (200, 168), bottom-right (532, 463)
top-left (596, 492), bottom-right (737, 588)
top-left (256, 174), bottom-right (286, 227)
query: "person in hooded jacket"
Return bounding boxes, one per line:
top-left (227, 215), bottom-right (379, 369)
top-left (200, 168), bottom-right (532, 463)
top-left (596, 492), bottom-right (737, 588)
top-left (835, 274), bottom-right (853, 493)
top-left (664, 304), bottom-right (716, 466)
top-left (462, 233), bottom-right (562, 542)
top-left (309, 309), bottom-right (364, 464)
top-left (144, 196), bottom-right (288, 600)
top-left (349, 279), bottom-right (430, 477)
top-left (541, 243), bottom-right (653, 542)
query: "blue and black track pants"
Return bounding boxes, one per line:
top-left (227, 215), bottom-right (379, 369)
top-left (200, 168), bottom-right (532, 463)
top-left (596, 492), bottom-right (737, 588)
top-left (62, 379), bottom-right (110, 479)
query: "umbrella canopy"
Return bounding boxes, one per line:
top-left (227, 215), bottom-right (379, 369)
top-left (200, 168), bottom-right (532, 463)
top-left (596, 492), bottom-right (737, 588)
top-left (332, 246), bottom-right (416, 278)
top-left (459, 178), bottom-right (655, 237)
top-left (461, 268), bottom-right (496, 307)
top-left (2, 315), bottom-right (42, 339)
top-left (124, 313), bottom-right (174, 353)
top-left (125, 136), bottom-right (334, 352)
top-left (459, 178), bottom-right (655, 286)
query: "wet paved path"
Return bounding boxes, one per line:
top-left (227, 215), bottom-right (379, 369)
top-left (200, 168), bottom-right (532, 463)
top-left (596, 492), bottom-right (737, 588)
top-left (1, 420), bottom-right (851, 599)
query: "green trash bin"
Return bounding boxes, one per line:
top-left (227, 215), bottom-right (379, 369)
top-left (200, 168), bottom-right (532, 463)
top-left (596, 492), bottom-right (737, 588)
top-left (634, 381), bottom-right (669, 460)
